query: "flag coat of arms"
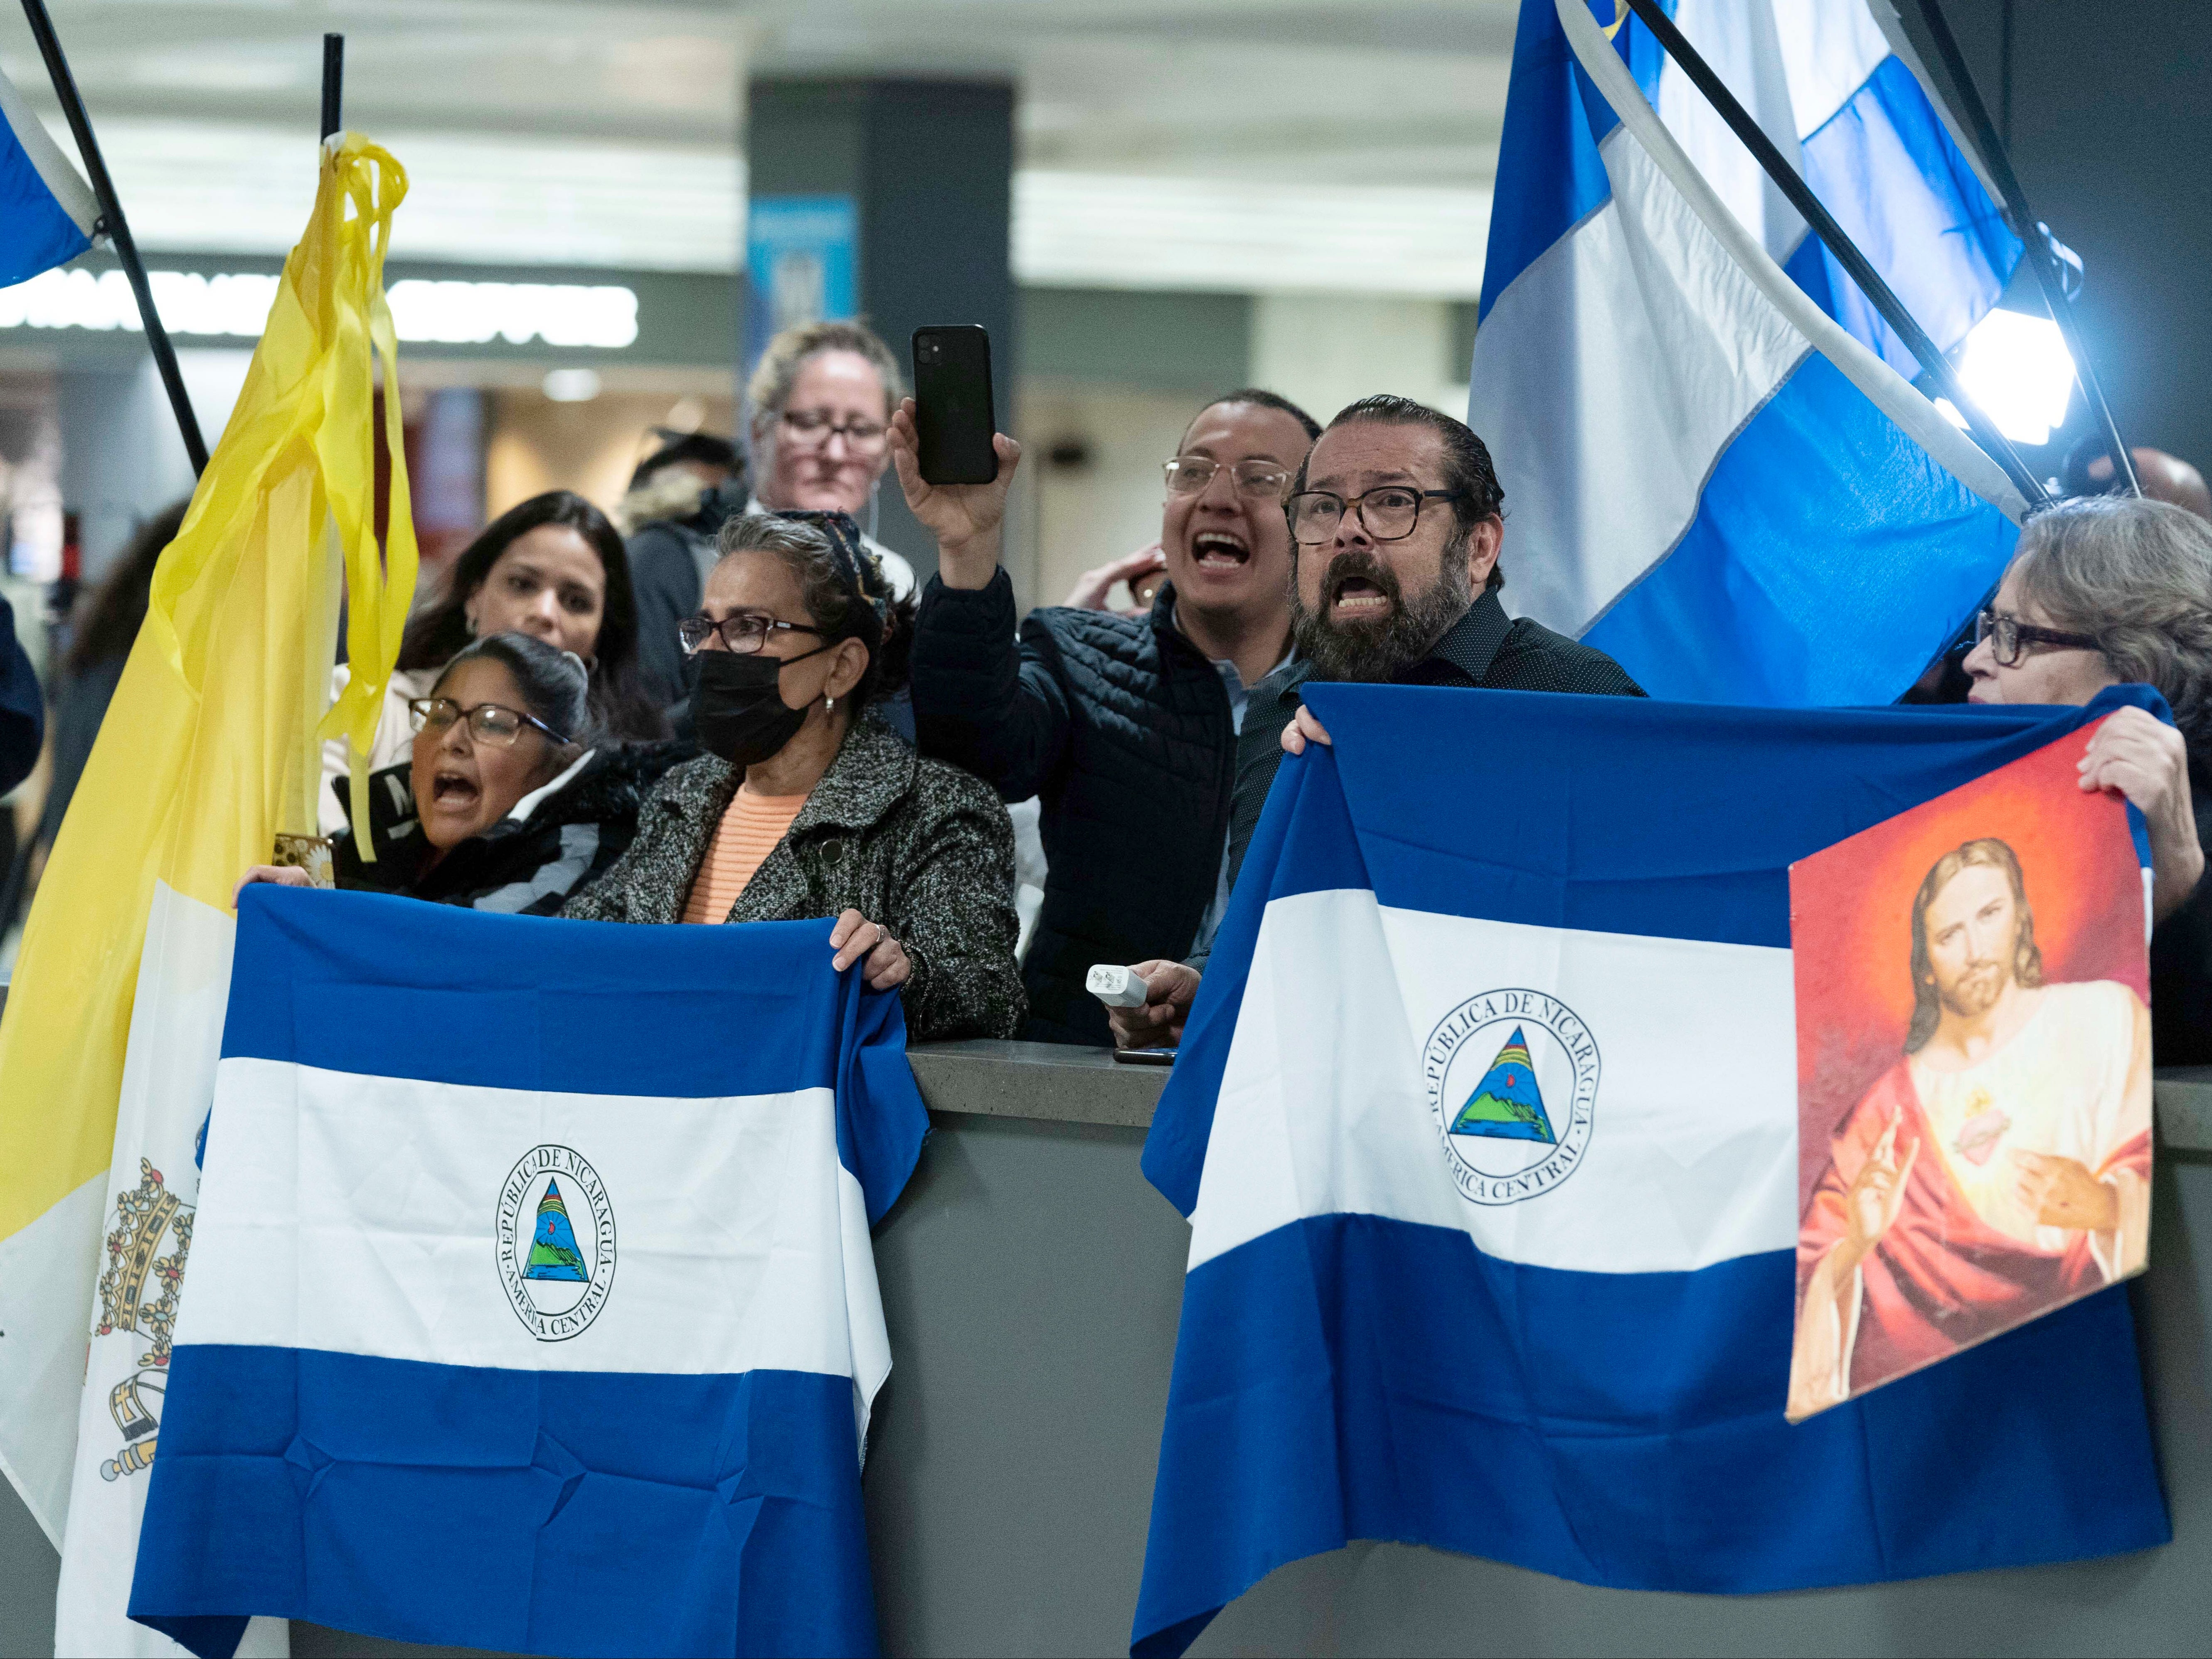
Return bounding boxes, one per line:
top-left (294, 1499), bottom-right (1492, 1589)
top-left (1471, 0), bottom-right (2026, 705)
top-left (129, 892), bottom-right (925, 1659)
top-left (1130, 682), bottom-right (2170, 1657)
top-left (0, 63), bottom-right (95, 286)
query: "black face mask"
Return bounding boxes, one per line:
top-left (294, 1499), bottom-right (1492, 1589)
top-left (692, 646), bottom-right (828, 767)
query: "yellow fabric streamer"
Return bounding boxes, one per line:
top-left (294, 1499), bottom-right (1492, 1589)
top-left (0, 136), bottom-right (418, 1550)
top-left (139, 134), bottom-right (419, 848)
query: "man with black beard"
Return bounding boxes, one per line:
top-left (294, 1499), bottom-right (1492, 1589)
top-left (1106, 395), bottom-right (1642, 1049)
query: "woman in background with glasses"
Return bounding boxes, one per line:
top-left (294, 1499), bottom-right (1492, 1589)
top-left (561, 512), bottom-right (1023, 1044)
top-left (250, 632), bottom-right (667, 912)
top-left (630, 322), bottom-right (921, 713)
top-left (745, 320), bottom-right (917, 597)
top-left (1963, 493), bottom-right (2212, 1059)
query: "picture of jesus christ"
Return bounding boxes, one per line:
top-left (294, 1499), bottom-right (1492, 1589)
top-left (1787, 837), bottom-right (2151, 1420)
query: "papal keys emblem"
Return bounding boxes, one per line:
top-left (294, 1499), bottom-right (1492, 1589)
top-left (94, 1159), bottom-right (195, 1479)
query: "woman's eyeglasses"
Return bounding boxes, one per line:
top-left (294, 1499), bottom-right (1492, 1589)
top-left (678, 612), bottom-right (828, 657)
top-left (1973, 608), bottom-right (2101, 667)
top-left (778, 408), bottom-right (888, 455)
top-left (408, 698), bottom-right (569, 747)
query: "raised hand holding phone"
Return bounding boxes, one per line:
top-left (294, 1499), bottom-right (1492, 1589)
top-left (887, 397), bottom-right (1020, 590)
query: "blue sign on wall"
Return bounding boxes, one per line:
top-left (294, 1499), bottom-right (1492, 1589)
top-left (745, 194), bottom-right (857, 377)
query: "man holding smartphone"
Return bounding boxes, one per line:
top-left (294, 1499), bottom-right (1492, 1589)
top-left (891, 386), bottom-right (1319, 1045)
top-left (1102, 396), bottom-right (1645, 1051)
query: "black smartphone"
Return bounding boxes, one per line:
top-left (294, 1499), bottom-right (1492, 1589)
top-left (1111, 1047), bottom-right (1177, 1066)
top-left (911, 325), bottom-right (998, 485)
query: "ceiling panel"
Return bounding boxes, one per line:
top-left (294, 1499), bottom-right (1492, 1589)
top-left (0, 0), bottom-right (1512, 290)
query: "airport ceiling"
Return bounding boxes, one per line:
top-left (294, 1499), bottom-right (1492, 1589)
top-left (0, 0), bottom-right (1512, 293)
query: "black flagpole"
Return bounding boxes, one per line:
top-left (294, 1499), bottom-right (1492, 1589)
top-left (17, 0), bottom-right (208, 475)
top-left (1621, 0), bottom-right (2048, 509)
top-left (320, 34), bottom-right (343, 141)
top-left (1911, 0), bottom-right (2136, 495)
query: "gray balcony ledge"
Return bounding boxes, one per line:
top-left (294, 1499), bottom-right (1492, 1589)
top-left (911, 1038), bottom-right (2212, 1155)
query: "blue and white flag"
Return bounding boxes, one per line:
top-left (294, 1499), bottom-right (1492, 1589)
top-left (1470, 0), bottom-right (2025, 706)
top-left (0, 64), bottom-right (94, 286)
top-left (1130, 682), bottom-right (2169, 1658)
top-left (129, 889), bottom-right (927, 1659)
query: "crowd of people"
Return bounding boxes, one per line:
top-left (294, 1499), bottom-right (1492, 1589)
top-left (199, 314), bottom-right (2212, 1060)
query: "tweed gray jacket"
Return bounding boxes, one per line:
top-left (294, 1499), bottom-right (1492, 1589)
top-left (562, 715), bottom-right (1025, 1043)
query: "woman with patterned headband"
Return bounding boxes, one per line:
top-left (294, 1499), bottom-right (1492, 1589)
top-left (562, 511), bottom-right (1023, 1043)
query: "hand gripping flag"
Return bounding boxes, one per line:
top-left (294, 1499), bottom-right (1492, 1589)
top-left (1129, 682), bottom-right (2170, 1657)
top-left (128, 893), bottom-right (924, 1659)
top-left (0, 64), bottom-right (95, 286)
top-left (1470, 0), bottom-right (2026, 706)
top-left (0, 136), bottom-right (417, 1658)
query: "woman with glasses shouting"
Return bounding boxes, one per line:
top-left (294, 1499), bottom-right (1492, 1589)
top-left (1963, 494), bottom-right (2212, 1062)
top-left (560, 512), bottom-right (1024, 1044)
top-left (245, 632), bottom-right (670, 913)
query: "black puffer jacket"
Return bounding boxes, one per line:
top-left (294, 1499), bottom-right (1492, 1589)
top-left (333, 743), bottom-right (687, 914)
top-left (909, 569), bottom-right (1236, 1045)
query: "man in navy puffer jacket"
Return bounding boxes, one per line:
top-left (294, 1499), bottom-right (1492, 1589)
top-left (892, 389), bottom-right (1319, 1044)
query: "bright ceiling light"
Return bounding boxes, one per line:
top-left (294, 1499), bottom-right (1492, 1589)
top-left (1013, 172), bottom-right (1493, 298)
top-left (1946, 308), bottom-right (2076, 448)
top-left (542, 369), bottom-right (602, 403)
top-left (386, 281), bottom-right (638, 350)
top-left (0, 268), bottom-right (639, 351)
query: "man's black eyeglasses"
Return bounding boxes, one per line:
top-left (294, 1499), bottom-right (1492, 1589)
top-left (679, 611), bottom-right (829, 657)
top-left (1973, 608), bottom-right (2101, 667)
top-left (1286, 486), bottom-right (1466, 545)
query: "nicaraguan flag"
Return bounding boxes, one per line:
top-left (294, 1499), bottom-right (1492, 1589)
top-left (1470, 0), bottom-right (2025, 706)
top-left (128, 890), bottom-right (926, 1658)
top-left (1129, 681), bottom-right (2170, 1657)
top-left (0, 64), bottom-right (94, 286)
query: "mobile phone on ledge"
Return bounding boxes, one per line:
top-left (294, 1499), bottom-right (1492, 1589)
top-left (911, 325), bottom-right (998, 485)
top-left (1111, 1047), bottom-right (1177, 1066)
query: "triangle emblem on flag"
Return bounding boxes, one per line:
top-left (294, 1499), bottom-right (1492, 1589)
top-left (524, 1179), bottom-right (589, 1280)
top-left (1448, 1027), bottom-right (1557, 1143)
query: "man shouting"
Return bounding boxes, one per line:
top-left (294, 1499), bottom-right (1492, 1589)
top-left (1107, 394), bottom-right (1643, 1049)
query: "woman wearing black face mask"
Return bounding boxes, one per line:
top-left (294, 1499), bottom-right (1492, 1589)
top-left (562, 512), bottom-right (1023, 1042)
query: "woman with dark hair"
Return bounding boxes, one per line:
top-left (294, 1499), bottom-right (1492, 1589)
top-left (562, 511), bottom-right (1021, 1042)
top-left (318, 490), bottom-right (668, 833)
top-left (256, 632), bottom-right (672, 912)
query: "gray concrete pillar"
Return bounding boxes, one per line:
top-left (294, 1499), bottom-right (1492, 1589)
top-left (744, 79), bottom-right (1017, 583)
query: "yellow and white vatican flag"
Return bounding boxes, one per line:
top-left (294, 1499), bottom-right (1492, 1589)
top-left (0, 134), bottom-right (416, 1657)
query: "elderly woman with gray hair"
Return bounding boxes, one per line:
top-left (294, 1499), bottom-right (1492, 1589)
top-left (1963, 493), bottom-right (2212, 1060)
top-left (562, 511), bottom-right (1023, 1043)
